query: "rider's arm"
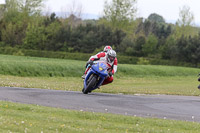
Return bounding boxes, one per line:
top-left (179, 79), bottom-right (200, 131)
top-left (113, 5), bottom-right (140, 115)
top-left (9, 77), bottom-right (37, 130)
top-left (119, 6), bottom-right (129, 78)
top-left (89, 52), bottom-right (106, 61)
top-left (112, 58), bottom-right (118, 74)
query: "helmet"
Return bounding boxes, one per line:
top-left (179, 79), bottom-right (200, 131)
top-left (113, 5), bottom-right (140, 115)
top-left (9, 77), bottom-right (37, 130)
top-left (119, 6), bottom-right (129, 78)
top-left (107, 50), bottom-right (116, 63)
top-left (103, 46), bottom-right (112, 52)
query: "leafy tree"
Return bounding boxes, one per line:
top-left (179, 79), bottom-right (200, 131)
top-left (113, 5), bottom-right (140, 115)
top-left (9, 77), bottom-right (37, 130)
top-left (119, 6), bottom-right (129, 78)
top-left (165, 25), bottom-right (172, 38)
top-left (174, 5), bottom-right (196, 38)
top-left (142, 34), bottom-right (158, 57)
top-left (45, 21), bottom-right (63, 51)
top-left (148, 13), bottom-right (165, 23)
top-left (175, 34), bottom-right (200, 65)
top-left (2, 0), bottom-right (43, 22)
top-left (175, 35), bottom-right (190, 62)
top-left (2, 0), bottom-right (20, 23)
top-left (1, 23), bottom-right (16, 46)
top-left (112, 29), bottom-right (126, 52)
top-left (19, 0), bottom-right (43, 15)
top-left (1, 0), bottom-right (44, 46)
top-left (23, 21), bottom-right (47, 50)
top-left (0, 3), bottom-right (6, 20)
top-left (190, 34), bottom-right (200, 65)
top-left (103, 0), bottom-right (137, 30)
top-left (160, 36), bottom-right (176, 59)
top-left (119, 36), bottom-right (134, 55)
top-left (43, 13), bottom-right (59, 26)
top-left (177, 5), bottom-right (194, 27)
top-left (96, 24), bottom-right (113, 46)
top-left (134, 35), bottom-right (146, 56)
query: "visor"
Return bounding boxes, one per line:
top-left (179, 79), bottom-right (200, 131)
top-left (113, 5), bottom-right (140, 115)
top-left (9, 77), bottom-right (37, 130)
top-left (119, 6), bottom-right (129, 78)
top-left (108, 55), bottom-right (115, 62)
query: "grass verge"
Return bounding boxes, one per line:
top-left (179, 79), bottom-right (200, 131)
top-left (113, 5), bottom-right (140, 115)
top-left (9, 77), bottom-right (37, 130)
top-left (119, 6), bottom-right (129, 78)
top-left (0, 54), bottom-right (199, 95)
top-left (0, 75), bottom-right (200, 96)
top-left (0, 54), bottom-right (199, 77)
top-left (0, 101), bottom-right (200, 133)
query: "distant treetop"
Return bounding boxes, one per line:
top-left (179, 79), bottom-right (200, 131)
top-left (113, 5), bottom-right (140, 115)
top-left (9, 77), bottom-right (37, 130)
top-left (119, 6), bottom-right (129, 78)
top-left (148, 13), bottom-right (165, 23)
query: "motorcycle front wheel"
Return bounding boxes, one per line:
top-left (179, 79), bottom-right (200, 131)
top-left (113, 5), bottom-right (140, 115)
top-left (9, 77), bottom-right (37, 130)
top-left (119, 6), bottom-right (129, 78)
top-left (83, 75), bottom-right (97, 94)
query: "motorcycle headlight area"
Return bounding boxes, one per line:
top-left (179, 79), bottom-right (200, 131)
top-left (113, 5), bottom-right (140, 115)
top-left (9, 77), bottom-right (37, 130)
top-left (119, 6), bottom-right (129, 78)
top-left (99, 67), bottom-right (104, 71)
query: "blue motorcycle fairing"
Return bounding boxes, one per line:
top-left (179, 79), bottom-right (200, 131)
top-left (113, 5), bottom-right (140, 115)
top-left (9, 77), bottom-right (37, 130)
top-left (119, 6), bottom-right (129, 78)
top-left (92, 62), bottom-right (108, 78)
top-left (84, 62), bottom-right (108, 91)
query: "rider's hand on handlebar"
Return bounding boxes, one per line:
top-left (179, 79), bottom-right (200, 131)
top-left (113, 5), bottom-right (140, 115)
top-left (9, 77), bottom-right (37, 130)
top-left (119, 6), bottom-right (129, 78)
top-left (86, 60), bottom-right (94, 68)
top-left (88, 60), bottom-right (94, 66)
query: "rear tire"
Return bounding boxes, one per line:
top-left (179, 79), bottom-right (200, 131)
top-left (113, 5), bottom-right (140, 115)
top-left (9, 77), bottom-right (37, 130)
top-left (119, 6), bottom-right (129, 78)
top-left (83, 75), bottom-right (97, 94)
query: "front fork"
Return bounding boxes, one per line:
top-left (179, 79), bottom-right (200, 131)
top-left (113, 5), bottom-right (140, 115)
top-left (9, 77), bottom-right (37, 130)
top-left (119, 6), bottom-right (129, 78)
top-left (84, 70), bottom-right (105, 91)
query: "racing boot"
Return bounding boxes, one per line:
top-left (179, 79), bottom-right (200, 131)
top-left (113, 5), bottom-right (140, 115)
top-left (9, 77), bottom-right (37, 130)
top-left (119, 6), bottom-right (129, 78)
top-left (82, 74), bottom-right (86, 79)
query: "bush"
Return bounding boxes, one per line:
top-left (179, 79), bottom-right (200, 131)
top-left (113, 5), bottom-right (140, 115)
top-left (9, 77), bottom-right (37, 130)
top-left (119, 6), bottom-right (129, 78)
top-left (117, 55), bottom-right (138, 64)
top-left (137, 57), bottom-right (150, 65)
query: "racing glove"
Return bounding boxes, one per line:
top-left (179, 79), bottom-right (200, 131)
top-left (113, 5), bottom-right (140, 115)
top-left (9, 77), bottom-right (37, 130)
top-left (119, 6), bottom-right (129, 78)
top-left (86, 60), bottom-right (94, 68)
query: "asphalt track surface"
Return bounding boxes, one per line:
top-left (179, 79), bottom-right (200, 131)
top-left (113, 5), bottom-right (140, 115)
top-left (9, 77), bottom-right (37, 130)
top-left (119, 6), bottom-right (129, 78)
top-left (0, 87), bottom-right (200, 122)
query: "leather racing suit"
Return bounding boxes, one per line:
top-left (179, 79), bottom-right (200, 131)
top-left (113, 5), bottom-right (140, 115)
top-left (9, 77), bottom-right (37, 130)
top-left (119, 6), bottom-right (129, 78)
top-left (85, 52), bottom-right (118, 85)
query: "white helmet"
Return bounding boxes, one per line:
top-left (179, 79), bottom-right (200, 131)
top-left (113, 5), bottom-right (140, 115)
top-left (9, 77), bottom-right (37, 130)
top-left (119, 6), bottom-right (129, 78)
top-left (103, 46), bottom-right (112, 52)
top-left (107, 50), bottom-right (116, 63)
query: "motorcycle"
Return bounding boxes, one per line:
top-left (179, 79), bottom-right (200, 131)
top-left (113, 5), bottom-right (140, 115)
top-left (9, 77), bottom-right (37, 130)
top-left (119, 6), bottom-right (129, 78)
top-left (82, 61), bottom-right (109, 94)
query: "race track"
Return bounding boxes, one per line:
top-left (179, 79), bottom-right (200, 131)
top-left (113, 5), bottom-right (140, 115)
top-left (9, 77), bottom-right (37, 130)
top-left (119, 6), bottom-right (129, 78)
top-left (0, 87), bottom-right (200, 122)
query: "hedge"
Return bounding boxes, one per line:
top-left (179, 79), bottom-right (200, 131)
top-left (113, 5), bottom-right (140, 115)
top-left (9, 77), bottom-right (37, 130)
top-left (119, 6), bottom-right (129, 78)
top-left (0, 47), bottom-right (198, 68)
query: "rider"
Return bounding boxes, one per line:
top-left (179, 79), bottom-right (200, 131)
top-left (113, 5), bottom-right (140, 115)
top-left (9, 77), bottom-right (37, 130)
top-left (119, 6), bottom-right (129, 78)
top-left (82, 46), bottom-right (117, 86)
top-left (82, 45), bottom-right (112, 79)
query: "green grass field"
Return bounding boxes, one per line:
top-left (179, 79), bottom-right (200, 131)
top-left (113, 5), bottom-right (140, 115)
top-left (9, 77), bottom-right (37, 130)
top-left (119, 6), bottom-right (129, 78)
top-left (0, 54), bottom-right (199, 78)
top-left (1, 101), bottom-right (200, 133)
top-left (0, 54), bottom-right (199, 96)
top-left (0, 54), bottom-right (200, 132)
top-left (0, 75), bottom-right (199, 96)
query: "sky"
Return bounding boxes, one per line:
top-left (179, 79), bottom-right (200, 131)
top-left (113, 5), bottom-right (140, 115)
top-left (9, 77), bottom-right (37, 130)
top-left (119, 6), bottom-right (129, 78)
top-left (43, 0), bottom-right (200, 25)
top-left (0, 0), bottom-right (200, 25)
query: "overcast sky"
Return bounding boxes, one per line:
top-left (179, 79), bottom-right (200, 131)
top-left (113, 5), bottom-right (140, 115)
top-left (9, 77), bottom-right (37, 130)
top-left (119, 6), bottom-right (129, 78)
top-left (43, 0), bottom-right (200, 25)
top-left (0, 0), bottom-right (200, 25)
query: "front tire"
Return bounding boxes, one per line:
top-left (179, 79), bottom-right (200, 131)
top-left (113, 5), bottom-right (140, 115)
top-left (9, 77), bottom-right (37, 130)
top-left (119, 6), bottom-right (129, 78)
top-left (83, 75), bottom-right (97, 94)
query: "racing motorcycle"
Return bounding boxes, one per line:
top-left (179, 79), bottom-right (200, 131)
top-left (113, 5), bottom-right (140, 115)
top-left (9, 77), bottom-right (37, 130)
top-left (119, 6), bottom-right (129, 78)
top-left (82, 61), bottom-right (108, 94)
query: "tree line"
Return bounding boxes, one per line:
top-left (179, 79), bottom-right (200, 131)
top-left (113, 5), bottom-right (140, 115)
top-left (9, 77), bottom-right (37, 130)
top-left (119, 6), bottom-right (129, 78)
top-left (0, 0), bottom-right (199, 66)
